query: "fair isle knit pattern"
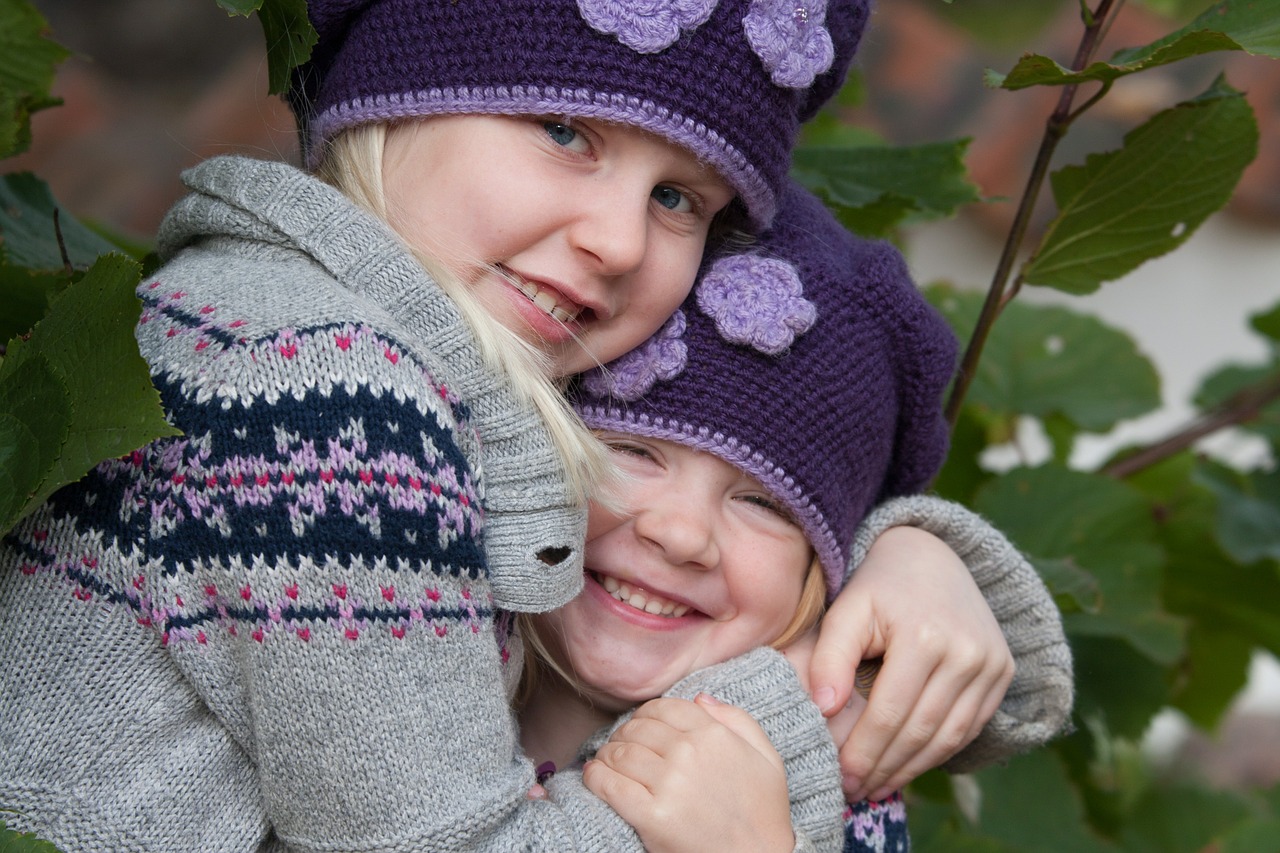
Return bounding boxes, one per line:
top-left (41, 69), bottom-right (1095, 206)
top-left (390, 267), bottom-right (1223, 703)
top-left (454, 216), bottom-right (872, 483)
top-left (17, 302), bottom-right (490, 650)
top-left (0, 156), bottom-right (848, 853)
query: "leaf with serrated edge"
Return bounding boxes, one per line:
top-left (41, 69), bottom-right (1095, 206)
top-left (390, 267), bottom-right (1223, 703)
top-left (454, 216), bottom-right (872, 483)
top-left (0, 0), bottom-right (69, 159)
top-left (0, 254), bottom-right (178, 532)
top-left (1024, 79), bottom-right (1256, 293)
top-left (989, 0), bottom-right (1280, 89)
top-left (0, 356), bottom-right (70, 533)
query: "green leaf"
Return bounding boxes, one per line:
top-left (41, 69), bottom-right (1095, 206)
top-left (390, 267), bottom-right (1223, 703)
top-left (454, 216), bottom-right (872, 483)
top-left (928, 286), bottom-right (1161, 431)
top-left (1073, 636), bottom-right (1173, 739)
top-left (1024, 78), bottom-right (1258, 293)
top-left (0, 263), bottom-right (69, 343)
top-left (216, 0), bottom-right (261, 13)
top-left (989, 0), bottom-right (1280, 89)
top-left (0, 173), bottom-right (122, 272)
top-left (230, 0), bottom-right (318, 96)
top-left (1171, 626), bottom-right (1253, 730)
top-left (970, 750), bottom-right (1118, 852)
top-left (0, 254), bottom-right (179, 534)
top-left (1193, 361), bottom-right (1280, 447)
top-left (792, 139), bottom-right (980, 238)
top-left (0, 0), bottom-right (68, 159)
top-left (1250, 300), bottom-right (1280, 343)
top-left (975, 464), bottom-right (1184, 665)
top-left (0, 820), bottom-right (64, 853)
top-left (1119, 785), bottom-right (1252, 853)
top-left (1222, 818), bottom-right (1280, 853)
top-left (1034, 556), bottom-right (1102, 615)
top-left (1148, 456), bottom-right (1280, 660)
top-left (1196, 463), bottom-right (1280, 564)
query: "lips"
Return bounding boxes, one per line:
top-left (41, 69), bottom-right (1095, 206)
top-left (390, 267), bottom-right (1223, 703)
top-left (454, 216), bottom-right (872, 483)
top-left (497, 265), bottom-right (582, 324)
top-left (592, 570), bottom-right (692, 618)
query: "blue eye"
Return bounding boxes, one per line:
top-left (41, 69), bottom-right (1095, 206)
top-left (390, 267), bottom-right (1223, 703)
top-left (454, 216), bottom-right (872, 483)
top-left (651, 185), bottom-right (693, 213)
top-left (543, 121), bottom-right (588, 153)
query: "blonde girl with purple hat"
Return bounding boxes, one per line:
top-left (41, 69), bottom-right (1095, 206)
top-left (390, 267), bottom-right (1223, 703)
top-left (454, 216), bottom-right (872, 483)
top-left (1, 2), bottom-right (1065, 850)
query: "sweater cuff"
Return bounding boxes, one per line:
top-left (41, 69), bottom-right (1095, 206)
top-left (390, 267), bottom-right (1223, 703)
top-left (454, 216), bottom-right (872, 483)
top-left (849, 494), bottom-right (1075, 771)
top-left (668, 647), bottom-right (845, 851)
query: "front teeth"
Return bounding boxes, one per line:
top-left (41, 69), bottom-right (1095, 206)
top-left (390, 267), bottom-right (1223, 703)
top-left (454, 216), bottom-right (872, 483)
top-left (599, 573), bottom-right (690, 618)
top-left (509, 274), bottom-right (580, 323)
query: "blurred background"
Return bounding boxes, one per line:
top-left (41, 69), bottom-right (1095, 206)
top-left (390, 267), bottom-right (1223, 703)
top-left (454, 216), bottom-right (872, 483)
top-left (11, 0), bottom-right (1280, 816)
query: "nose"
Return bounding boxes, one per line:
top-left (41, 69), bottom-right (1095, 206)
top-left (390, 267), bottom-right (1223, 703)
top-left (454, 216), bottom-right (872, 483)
top-left (631, 484), bottom-right (719, 570)
top-left (568, 179), bottom-right (650, 276)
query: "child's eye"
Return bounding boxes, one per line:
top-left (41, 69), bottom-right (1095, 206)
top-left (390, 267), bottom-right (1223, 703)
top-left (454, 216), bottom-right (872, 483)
top-left (651, 184), bottom-right (695, 214)
top-left (543, 120), bottom-right (590, 154)
top-left (605, 441), bottom-right (656, 462)
top-left (739, 494), bottom-right (796, 524)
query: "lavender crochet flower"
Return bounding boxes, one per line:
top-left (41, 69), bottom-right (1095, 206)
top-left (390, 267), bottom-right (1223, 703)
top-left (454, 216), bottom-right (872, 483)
top-left (578, 0), bottom-right (718, 53)
top-left (582, 311), bottom-right (689, 401)
top-left (743, 0), bottom-right (835, 87)
top-left (697, 254), bottom-right (816, 354)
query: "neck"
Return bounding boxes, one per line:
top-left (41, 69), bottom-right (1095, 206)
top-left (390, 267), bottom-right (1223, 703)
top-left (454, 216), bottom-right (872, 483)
top-left (519, 671), bottom-right (616, 770)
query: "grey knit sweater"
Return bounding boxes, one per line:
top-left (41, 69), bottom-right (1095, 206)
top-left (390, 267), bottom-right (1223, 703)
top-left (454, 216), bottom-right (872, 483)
top-left (0, 157), bottom-right (1071, 853)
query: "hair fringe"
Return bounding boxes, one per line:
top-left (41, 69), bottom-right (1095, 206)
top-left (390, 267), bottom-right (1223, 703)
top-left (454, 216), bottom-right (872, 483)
top-left (314, 124), bottom-right (616, 506)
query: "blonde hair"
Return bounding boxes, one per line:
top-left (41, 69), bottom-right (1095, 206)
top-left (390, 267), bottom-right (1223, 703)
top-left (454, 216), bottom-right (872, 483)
top-left (513, 553), bottom-right (827, 710)
top-left (313, 123), bottom-right (613, 504)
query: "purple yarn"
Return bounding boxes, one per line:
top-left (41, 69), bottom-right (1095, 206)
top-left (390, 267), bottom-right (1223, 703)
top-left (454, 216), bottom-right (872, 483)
top-left (582, 310), bottom-right (688, 401)
top-left (744, 0), bottom-right (835, 88)
top-left (697, 254), bottom-right (816, 354)
top-left (578, 0), bottom-right (717, 53)
top-left (290, 0), bottom-right (872, 231)
top-left (573, 183), bottom-right (958, 599)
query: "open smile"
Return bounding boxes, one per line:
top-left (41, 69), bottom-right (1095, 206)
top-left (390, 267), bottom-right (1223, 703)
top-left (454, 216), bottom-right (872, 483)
top-left (591, 570), bottom-right (692, 618)
top-left (497, 265), bottom-right (583, 324)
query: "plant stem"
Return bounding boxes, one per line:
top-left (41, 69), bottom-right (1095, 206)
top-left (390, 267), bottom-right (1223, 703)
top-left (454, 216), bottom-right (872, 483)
top-left (1102, 371), bottom-right (1280, 479)
top-left (946, 0), bottom-right (1118, 425)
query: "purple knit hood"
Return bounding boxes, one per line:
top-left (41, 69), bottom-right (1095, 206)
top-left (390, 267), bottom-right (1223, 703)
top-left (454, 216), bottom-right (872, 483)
top-left (573, 183), bottom-right (956, 599)
top-left (287, 0), bottom-right (871, 229)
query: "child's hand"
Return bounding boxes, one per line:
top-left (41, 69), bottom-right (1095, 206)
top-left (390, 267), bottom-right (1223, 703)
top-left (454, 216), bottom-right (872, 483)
top-left (808, 526), bottom-right (1015, 802)
top-left (583, 695), bottom-right (795, 853)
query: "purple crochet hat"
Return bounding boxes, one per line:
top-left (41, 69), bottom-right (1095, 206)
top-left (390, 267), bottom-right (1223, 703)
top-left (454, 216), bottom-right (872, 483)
top-left (287, 0), bottom-right (871, 229)
top-left (572, 182), bottom-right (956, 599)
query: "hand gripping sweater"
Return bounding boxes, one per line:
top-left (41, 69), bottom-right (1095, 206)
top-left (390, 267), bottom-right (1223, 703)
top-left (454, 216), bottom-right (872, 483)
top-left (0, 156), bottom-right (1070, 853)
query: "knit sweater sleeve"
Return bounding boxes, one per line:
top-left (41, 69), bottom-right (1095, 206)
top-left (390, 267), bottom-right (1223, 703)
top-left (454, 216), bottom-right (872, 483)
top-left (848, 495), bottom-right (1075, 771)
top-left (573, 647), bottom-right (846, 852)
top-left (136, 318), bottom-right (651, 850)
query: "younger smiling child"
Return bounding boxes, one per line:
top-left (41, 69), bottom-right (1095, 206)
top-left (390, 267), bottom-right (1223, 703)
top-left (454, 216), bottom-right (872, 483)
top-left (517, 182), bottom-right (1066, 851)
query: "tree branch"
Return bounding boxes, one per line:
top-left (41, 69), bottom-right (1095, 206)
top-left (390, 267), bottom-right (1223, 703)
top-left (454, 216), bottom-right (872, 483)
top-left (1102, 370), bottom-right (1280, 479)
top-left (946, 0), bottom-right (1118, 425)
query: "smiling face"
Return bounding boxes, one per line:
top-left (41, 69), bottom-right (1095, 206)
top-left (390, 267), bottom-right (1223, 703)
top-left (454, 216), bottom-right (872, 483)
top-left (381, 115), bottom-right (735, 378)
top-left (532, 433), bottom-right (813, 713)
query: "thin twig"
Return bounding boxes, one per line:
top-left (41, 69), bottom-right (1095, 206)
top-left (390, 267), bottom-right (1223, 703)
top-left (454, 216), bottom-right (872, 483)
top-left (54, 208), bottom-right (73, 278)
top-left (946, 0), bottom-right (1118, 425)
top-left (1102, 371), bottom-right (1280, 479)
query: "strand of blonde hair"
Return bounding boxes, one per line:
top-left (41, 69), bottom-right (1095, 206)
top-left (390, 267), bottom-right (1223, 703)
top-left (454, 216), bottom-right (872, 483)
top-left (314, 123), bottom-right (614, 505)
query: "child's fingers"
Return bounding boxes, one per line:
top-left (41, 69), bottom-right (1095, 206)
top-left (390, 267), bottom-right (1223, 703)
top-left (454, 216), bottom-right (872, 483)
top-left (807, 588), bottom-right (876, 716)
top-left (692, 693), bottom-right (780, 769)
top-left (581, 757), bottom-right (654, 824)
top-left (837, 644), bottom-right (937, 796)
top-left (627, 696), bottom-right (711, 731)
